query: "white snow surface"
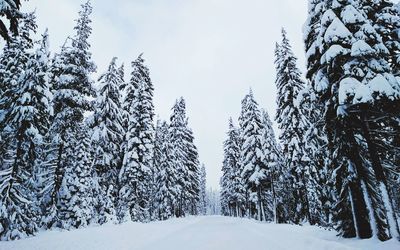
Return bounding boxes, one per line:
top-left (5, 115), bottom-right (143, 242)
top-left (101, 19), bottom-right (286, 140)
top-left (1, 216), bottom-right (399, 250)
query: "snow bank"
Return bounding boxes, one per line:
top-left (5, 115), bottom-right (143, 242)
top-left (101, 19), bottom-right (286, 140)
top-left (1, 216), bottom-right (399, 250)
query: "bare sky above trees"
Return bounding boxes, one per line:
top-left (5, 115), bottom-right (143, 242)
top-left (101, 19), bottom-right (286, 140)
top-left (23, 0), bottom-right (308, 189)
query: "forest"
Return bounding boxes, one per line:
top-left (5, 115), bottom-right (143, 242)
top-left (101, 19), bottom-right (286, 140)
top-left (0, 1), bottom-right (207, 241)
top-left (0, 0), bottom-right (400, 248)
top-left (221, 0), bottom-right (400, 241)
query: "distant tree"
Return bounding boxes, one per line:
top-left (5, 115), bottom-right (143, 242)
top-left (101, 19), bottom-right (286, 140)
top-left (169, 98), bottom-right (189, 217)
top-left (206, 188), bottom-right (221, 215)
top-left (198, 164), bottom-right (207, 215)
top-left (182, 126), bottom-right (201, 215)
top-left (153, 120), bottom-right (178, 220)
top-left (220, 118), bottom-right (245, 217)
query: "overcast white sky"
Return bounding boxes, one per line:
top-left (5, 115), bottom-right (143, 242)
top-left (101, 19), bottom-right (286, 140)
top-left (23, 0), bottom-right (308, 189)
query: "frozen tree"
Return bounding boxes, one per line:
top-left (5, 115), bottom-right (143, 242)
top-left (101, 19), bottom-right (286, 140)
top-left (169, 98), bottom-right (189, 217)
top-left (300, 86), bottom-right (333, 227)
top-left (0, 13), bottom-right (52, 240)
top-left (0, 0), bottom-right (25, 41)
top-left (207, 188), bottom-right (221, 215)
top-left (275, 29), bottom-right (312, 224)
top-left (359, 0), bottom-right (400, 76)
top-left (304, 0), bottom-right (326, 82)
top-left (41, 1), bottom-right (96, 229)
top-left (153, 120), bottom-right (178, 220)
top-left (239, 90), bottom-right (269, 221)
top-left (220, 118), bottom-right (245, 217)
top-left (260, 110), bottom-right (285, 223)
top-left (198, 164), bottom-right (207, 215)
top-left (90, 57), bottom-right (125, 224)
top-left (58, 124), bottom-right (94, 229)
top-left (118, 55), bottom-right (154, 223)
top-left (182, 126), bottom-right (201, 215)
top-left (168, 97), bottom-right (202, 217)
top-left (305, 0), bottom-right (400, 240)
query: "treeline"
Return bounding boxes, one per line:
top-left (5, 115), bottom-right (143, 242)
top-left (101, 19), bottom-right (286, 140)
top-left (221, 0), bottom-right (400, 241)
top-left (0, 2), bottom-right (207, 241)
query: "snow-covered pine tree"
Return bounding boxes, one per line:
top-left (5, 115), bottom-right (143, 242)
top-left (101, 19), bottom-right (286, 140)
top-left (304, 2), bottom-right (338, 227)
top-left (90, 57), bottom-right (125, 224)
top-left (0, 12), bottom-right (34, 169)
top-left (207, 188), bottom-right (222, 215)
top-left (220, 119), bottom-right (235, 216)
top-left (303, 0), bottom-right (326, 83)
top-left (306, 0), bottom-right (400, 240)
top-left (58, 123), bottom-right (94, 229)
top-left (41, 1), bottom-right (97, 229)
top-left (167, 97), bottom-right (201, 217)
top-left (153, 120), bottom-right (178, 220)
top-left (0, 13), bottom-right (52, 240)
top-left (182, 126), bottom-right (201, 216)
top-left (0, 0), bottom-right (24, 41)
top-left (117, 62), bottom-right (128, 182)
top-left (198, 164), bottom-right (207, 215)
top-left (260, 110), bottom-right (284, 223)
top-left (151, 119), bottom-right (163, 219)
top-left (359, 0), bottom-right (400, 76)
top-left (169, 98), bottom-right (190, 217)
top-left (274, 29), bottom-right (312, 225)
top-left (359, 1), bottom-right (400, 234)
top-left (118, 55), bottom-right (154, 223)
top-left (239, 90), bottom-right (269, 221)
top-left (300, 85), bottom-right (333, 227)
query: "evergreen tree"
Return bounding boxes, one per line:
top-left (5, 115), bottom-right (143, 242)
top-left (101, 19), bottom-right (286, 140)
top-left (303, 0), bottom-right (326, 83)
top-left (0, 13), bottom-right (51, 240)
top-left (220, 119), bottom-right (236, 216)
top-left (306, 0), bottom-right (400, 240)
top-left (169, 98), bottom-right (189, 217)
top-left (260, 110), bottom-right (284, 223)
top-left (153, 120), bottom-right (178, 220)
top-left (274, 29), bottom-right (312, 224)
top-left (198, 164), bottom-right (207, 215)
top-left (207, 188), bottom-right (222, 215)
top-left (0, 0), bottom-right (25, 41)
top-left (359, 0), bottom-right (400, 76)
top-left (182, 126), bottom-right (201, 216)
top-left (300, 86), bottom-right (333, 227)
top-left (90, 57), bottom-right (125, 224)
top-left (42, 1), bottom-right (96, 229)
top-left (58, 124), bottom-right (94, 229)
top-left (239, 90), bottom-right (268, 221)
top-left (118, 55), bottom-right (154, 223)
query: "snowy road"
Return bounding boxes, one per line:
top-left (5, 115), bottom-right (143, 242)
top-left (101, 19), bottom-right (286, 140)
top-left (1, 216), bottom-right (399, 250)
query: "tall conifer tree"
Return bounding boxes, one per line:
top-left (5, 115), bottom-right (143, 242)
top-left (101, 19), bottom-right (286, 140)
top-left (118, 55), bottom-right (154, 223)
top-left (0, 13), bottom-right (51, 240)
top-left (275, 29), bottom-right (312, 224)
top-left (43, 1), bottom-right (96, 229)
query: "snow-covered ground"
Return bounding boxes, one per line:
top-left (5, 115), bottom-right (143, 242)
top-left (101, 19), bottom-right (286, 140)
top-left (1, 216), bottom-right (399, 250)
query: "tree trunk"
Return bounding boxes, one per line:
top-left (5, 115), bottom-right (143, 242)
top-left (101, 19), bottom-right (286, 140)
top-left (257, 186), bottom-right (264, 221)
top-left (270, 174), bottom-right (277, 224)
top-left (346, 127), bottom-right (373, 239)
top-left (360, 111), bottom-right (400, 240)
